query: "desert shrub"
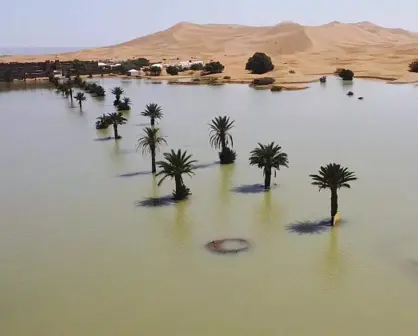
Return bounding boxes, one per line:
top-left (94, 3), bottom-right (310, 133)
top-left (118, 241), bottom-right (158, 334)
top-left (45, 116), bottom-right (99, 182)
top-left (319, 76), bottom-right (327, 83)
top-left (190, 63), bottom-right (204, 71)
top-left (150, 66), bottom-right (162, 76)
top-left (409, 60), bottom-right (418, 73)
top-left (289, 70), bottom-right (295, 74)
top-left (166, 65), bottom-right (179, 76)
top-left (192, 78), bottom-right (201, 82)
top-left (252, 77), bottom-right (275, 85)
top-left (203, 61), bottom-right (224, 74)
top-left (336, 68), bottom-right (354, 80)
top-left (245, 52), bottom-right (274, 74)
top-left (223, 76), bottom-right (231, 80)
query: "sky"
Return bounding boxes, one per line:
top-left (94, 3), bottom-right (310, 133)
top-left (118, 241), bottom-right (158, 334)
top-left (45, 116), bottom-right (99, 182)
top-left (1, 0), bottom-right (418, 48)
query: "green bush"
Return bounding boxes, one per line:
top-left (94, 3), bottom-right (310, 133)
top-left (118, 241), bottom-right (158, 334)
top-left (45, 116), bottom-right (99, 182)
top-left (190, 63), bottom-right (204, 71)
top-left (252, 77), bottom-right (275, 85)
top-left (150, 66), bottom-right (162, 76)
top-left (336, 68), bottom-right (354, 80)
top-left (271, 86), bottom-right (283, 92)
top-left (166, 65), bottom-right (179, 76)
top-left (409, 60), bottom-right (418, 73)
top-left (203, 61), bottom-right (224, 74)
top-left (245, 52), bottom-right (274, 74)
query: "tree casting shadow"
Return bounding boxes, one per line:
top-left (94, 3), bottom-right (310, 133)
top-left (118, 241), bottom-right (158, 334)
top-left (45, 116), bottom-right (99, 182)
top-left (287, 218), bottom-right (347, 235)
top-left (134, 195), bottom-right (176, 208)
top-left (119, 171), bottom-right (153, 178)
top-left (231, 183), bottom-right (278, 194)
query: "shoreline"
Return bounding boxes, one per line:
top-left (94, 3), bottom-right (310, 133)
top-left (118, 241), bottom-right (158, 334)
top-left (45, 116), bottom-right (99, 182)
top-left (4, 72), bottom-right (418, 90)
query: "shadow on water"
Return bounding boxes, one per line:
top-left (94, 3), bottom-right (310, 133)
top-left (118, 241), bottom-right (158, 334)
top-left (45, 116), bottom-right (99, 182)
top-left (119, 171), bottom-right (153, 178)
top-left (135, 195), bottom-right (176, 208)
top-left (231, 183), bottom-right (278, 194)
top-left (287, 219), bottom-right (331, 235)
top-left (193, 161), bottom-right (220, 170)
top-left (94, 137), bottom-right (113, 142)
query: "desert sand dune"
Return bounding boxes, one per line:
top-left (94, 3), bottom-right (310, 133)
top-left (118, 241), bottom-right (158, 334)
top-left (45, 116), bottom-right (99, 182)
top-left (3, 21), bottom-right (418, 83)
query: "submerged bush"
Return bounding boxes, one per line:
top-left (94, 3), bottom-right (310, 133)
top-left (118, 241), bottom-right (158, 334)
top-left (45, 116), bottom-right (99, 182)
top-left (203, 61), bottom-right (224, 74)
top-left (409, 60), bottom-right (418, 73)
top-left (219, 147), bottom-right (236, 164)
top-left (271, 86), bottom-right (283, 92)
top-left (252, 77), bottom-right (275, 85)
top-left (166, 65), bottom-right (179, 76)
top-left (173, 184), bottom-right (191, 201)
top-left (245, 52), bottom-right (274, 74)
top-left (336, 68), bottom-right (354, 80)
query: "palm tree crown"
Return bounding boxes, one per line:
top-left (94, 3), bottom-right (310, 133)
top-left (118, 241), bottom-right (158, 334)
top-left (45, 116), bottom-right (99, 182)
top-left (209, 116), bottom-right (234, 150)
top-left (75, 92), bottom-right (86, 102)
top-left (141, 103), bottom-right (163, 125)
top-left (111, 87), bottom-right (124, 98)
top-left (137, 127), bottom-right (167, 155)
top-left (249, 142), bottom-right (289, 173)
top-left (106, 112), bottom-right (127, 125)
top-left (310, 163), bottom-right (357, 190)
top-left (156, 149), bottom-right (196, 186)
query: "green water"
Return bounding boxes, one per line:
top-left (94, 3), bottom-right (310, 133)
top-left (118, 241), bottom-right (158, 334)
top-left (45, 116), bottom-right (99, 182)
top-left (1, 78), bottom-right (418, 335)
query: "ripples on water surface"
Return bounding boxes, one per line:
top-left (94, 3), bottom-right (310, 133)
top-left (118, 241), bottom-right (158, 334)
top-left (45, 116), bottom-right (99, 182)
top-left (1, 78), bottom-right (418, 335)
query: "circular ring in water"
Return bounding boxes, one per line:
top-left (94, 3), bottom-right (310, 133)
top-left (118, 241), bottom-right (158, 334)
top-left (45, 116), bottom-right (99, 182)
top-left (205, 238), bottom-right (251, 254)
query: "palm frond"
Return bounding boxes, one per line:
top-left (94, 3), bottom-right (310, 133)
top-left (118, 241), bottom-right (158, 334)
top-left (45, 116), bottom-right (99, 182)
top-left (310, 163), bottom-right (358, 191)
top-left (136, 127), bottom-right (167, 155)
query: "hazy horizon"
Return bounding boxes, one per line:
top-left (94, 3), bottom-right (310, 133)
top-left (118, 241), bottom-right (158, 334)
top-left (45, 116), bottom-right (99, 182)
top-left (1, 0), bottom-right (417, 48)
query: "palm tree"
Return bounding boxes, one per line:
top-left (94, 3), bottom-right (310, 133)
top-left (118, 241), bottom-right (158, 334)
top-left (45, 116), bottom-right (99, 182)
top-left (141, 103), bottom-right (163, 126)
top-left (156, 149), bottom-right (197, 200)
top-left (136, 127), bottom-right (167, 174)
top-left (111, 87), bottom-right (124, 106)
top-left (95, 114), bottom-right (110, 130)
top-left (106, 112), bottom-right (127, 139)
top-left (74, 92), bottom-right (86, 110)
top-left (310, 163), bottom-right (357, 226)
top-left (117, 97), bottom-right (131, 111)
top-left (209, 116), bottom-right (236, 164)
top-left (249, 142), bottom-right (289, 190)
top-left (66, 80), bottom-right (74, 104)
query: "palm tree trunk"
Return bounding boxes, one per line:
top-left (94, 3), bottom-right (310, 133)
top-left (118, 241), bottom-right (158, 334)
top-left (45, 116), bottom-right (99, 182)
top-left (151, 147), bottom-right (156, 174)
top-left (330, 188), bottom-right (338, 226)
top-left (151, 117), bottom-right (155, 127)
top-left (70, 89), bottom-right (73, 104)
top-left (79, 101), bottom-right (82, 110)
top-left (264, 168), bottom-right (272, 190)
top-left (113, 124), bottom-right (119, 139)
top-left (221, 136), bottom-right (226, 153)
top-left (174, 175), bottom-right (182, 200)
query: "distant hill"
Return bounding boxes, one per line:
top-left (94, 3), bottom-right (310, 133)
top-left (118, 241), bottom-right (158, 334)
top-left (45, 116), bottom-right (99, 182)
top-left (0, 47), bottom-right (85, 57)
top-left (1, 21), bottom-right (418, 82)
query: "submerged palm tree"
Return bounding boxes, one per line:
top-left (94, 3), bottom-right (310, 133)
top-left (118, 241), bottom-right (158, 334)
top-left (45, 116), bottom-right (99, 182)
top-left (67, 80), bottom-right (74, 104)
top-left (310, 163), bottom-right (357, 226)
top-left (95, 114), bottom-right (110, 130)
top-left (94, 85), bottom-right (105, 97)
top-left (156, 149), bottom-right (197, 200)
top-left (209, 116), bottom-right (236, 164)
top-left (249, 142), bottom-right (289, 190)
top-left (74, 92), bottom-right (86, 110)
top-left (137, 127), bottom-right (167, 174)
top-left (111, 86), bottom-right (124, 106)
top-left (141, 103), bottom-right (163, 126)
top-left (117, 97), bottom-right (131, 111)
top-left (106, 112), bottom-right (127, 139)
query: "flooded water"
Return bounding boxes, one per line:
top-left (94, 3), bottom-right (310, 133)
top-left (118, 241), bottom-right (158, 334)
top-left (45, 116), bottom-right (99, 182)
top-left (1, 77), bottom-right (418, 335)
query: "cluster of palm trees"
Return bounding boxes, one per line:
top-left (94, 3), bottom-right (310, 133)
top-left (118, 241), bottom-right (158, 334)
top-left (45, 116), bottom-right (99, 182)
top-left (49, 76), bottom-right (357, 225)
top-left (111, 87), bottom-right (132, 111)
top-left (133, 110), bottom-right (357, 225)
top-left (50, 76), bottom-right (87, 110)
